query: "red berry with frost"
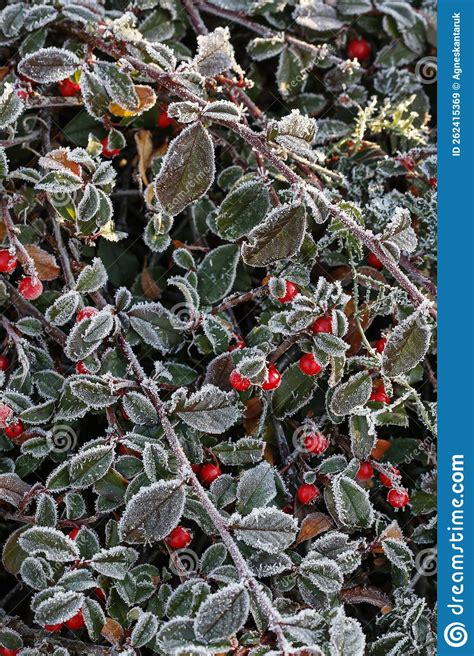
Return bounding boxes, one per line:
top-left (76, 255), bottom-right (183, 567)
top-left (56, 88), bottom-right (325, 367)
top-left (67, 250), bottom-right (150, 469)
top-left (297, 483), bottom-right (320, 504)
top-left (4, 420), bottom-right (24, 439)
top-left (262, 364), bottom-right (281, 391)
top-left (374, 337), bottom-right (387, 353)
top-left (369, 387), bottom-right (390, 404)
top-left (76, 306), bottom-right (99, 322)
top-left (69, 527), bottom-right (80, 540)
top-left (387, 488), bottom-right (409, 508)
top-left (18, 277), bottom-right (43, 300)
top-left (65, 610), bottom-right (85, 630)
top-left (299, 353), bottom-right (322, 376)
top-left (379, 466), bottom-right (400, 488)
top-left (0, 648), bottom-right (19, 656)
top-left (277, 280), bottom-right (299, 304)
top-left (0, 404), bottom-right (13, 428)
top-left (346, 38), bottom-right (372, 61)
top-left (101, 136), bottom-right (120, 158)
top-left (200, 463), bottom-right (222, 486)
top-left (303, 432), bottom-right (329, 455)
top-left (356, 462), bottom-right (374, 481)
top-left (229, 369), bottom-right (251, 392)
top-left (45, 623), bottom-right (62, 632)
top-left (0, 250), bottom-right (17, 273)
top-left (157, 109), bottom-right (174, 128)
top-left (367, 253), bottom-right (383, 269)
top-left (75, 361), bottom-right (89, 375)
top-left (58, 78), bottom-right (81, 97)
top-left (166, 526), bottom-right (192, 549)
top-left (311, 316), bottom-right (332, 334)
top-left (0, 355), bottom-right (9, 371)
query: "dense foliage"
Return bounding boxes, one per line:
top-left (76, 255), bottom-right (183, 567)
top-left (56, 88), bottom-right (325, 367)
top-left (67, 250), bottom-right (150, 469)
top-left (0, 0), bottom-right (437, 655)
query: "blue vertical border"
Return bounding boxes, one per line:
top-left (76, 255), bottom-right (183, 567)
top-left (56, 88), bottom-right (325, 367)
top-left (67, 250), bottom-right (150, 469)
top-left (438, 1), bottom-right (474, 654)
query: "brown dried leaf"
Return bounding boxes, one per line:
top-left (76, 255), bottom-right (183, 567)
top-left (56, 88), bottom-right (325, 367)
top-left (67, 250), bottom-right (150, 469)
top-left (42, 148), bottom-right (82, 177)
top-left (134, 129), bottom-right (153, 186)
top-left (109, 84), bottom-right (156, 117)
top-left (24, 244), bottom-right (60, 281)
top-left (0, 473), bottom-right (31, 507)
top-left (341, 585), bottom-right (392, 610)
top-left (141, 262), bottom-right (161, 300)
top-left (296, 512), bottom-right (333, 544)
top-left (101, 617), bottom-right (124, 646)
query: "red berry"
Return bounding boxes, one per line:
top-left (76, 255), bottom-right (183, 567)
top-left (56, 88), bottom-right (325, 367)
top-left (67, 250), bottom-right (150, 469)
top-left (387, 488), bottom-right (409, 508)
top-left (94, 587), bottom-right (106, 602)
top-left (277, 280), bottom-right (299, 304)
top-left (18, 277), bottom-right (43, 300)
top-left (75, 361), bottom-right (89, 375)
top-left (76, 306), bottom-right (99, 322)
top-left (166, 526), bottom-right (192, 550)
top-left (69, 527), bottom-right (80, 540)
top-left (58, 78), bottom-right (81, 97)
top-left (0, 355), bottom-right (9, 371)
top-left (191, 463), bottom-right (202, 475)
top-left (262, 364), bottom-right (281, 391)
top-left (65, 610), bottom-right (85, 631)
top-left (299, 353), bottom-right (322, 376)
top-left (346, 38), bottom-right (372, 61)
top-left (157, 109), bottom-right (174, 128)
top-left (0, 648), bottom-right (19, 656)
top-left (374, 337), bottom-right (387, 353)
top-left (311, 316), bottom-right (332, 334)
top-left (379, 466), bottom-right (400, 488)
top-left (45, 623), bottom-right (62, 632)
top-left (367, 253), bottom-right (383, 269)
top-left (17, 89), bottom-right (28, 100)
top-left (369, 389), bottom-right (390, 405)
top-left (101, 136), bottom-right (121, 158)
top-left (429, 177), bottom-right (437, 188)
top-left (4, 420), bottom-right (24, 439)
top-left (0, 250), bottom-right (17, 273)
top-left (228, 335), bottom-right (245, 351)
top-left (356, 462), bottom-right (374, 481)
top-left (229, 369), bottom-right (251, 392)
top-left (399, 156), bottom-right (415, 171)
top-left (200, 463), bottom-right (222, 486)
top-left (0, 404), bottom-right (13, 428)
top-left (296, 483), bottom-right (320, 504)
top-left (303, 432), bottom-right (329, 455)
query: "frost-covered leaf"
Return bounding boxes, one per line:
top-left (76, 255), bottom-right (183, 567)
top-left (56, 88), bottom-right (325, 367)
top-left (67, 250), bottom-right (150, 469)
top-left (330, 372), bottom-right (372, 416)
top-left (213, 438), bottom-right (263, 466)
top-left (197, 244), bottom-right (239, 304)
top-left (215, 179), bottom-right (270, 241)
top-left (332, 475), bottom-right (374, 530)
top-left (69, 377), bottom-right (116, 408)
top-left (82, 597), bottom-right (105, 641)
top-left (120, 480), bottom-right (185, 543)
top-left (382, 538), bottom-right (414, 575)
top-left (123, 392), bottom-right (158, 426)
top-left (194, 26), bottom-right (241, 77)
top-left (131, 611), bottom-right (159, 648)
top-left (18, 47), bottom-right (80, 83)
top-left (35, 589), bottom-right (83, 625)
top-left (241, 203), bottom-right (306, 266)
top-left (0, 83), bottom-right (24, 129)
top-left (382, 310), bottom-right (431, 377)
top-left (300, 553), bottom-right (344, 593)
top-left (75, 258), bottom-right (108, 293)
top-left (90, 546), bottom-right (138, 579)
top-left (273, 362), bottom-right (317, 419)
top-left (155, 122), bottom-right (215, 216)
top-left (19, 527), bottom-right (79, 562)
top-left (77, 184), bottom-right (100, 222)
top-left (129, 302), bottom-right (181, 353)
top-left (329, 608), bottom-right (365, 656)
top-left (172, 385), bottom-right (239, 434)
top-left (69, 445), bottom-right (114, 489)
top-left (349, 415), bottom-right (376, 460)
top-left (95, 62), bottom-right (138, 111)
top-left (45, 291), bottom-right (80, 326)
top-left (232, 508), bottom-right (297, 553)
top-left (194, 583), bottom-right (249, 643)
top-left (236, 462), bottom-right (276, 515)
top-left (247, 35), bottom-right (286, 61)
top-left (0, 473), bottom-right (31, 507)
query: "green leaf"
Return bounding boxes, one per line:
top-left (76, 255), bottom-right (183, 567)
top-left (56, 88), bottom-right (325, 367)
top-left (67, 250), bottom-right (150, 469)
top-left (349, 415), bottom-right (376, 460)
top-left (129, 302), bottom-right (181, 354)
top-left (155, 122), bottom-right (215, 216)
top-left (382, 311), bottom-right (431, 377)
top-left (18, 47), bottom-right (80, 83)
top-left (215, 180), bottom-right (270, 241)
top-left (0, 83), bottom-right (24, 129)
top-left (131, 612), bottom-right (159, 648)
top-left (172, 385), bottom-right (239, 434)
top-left (120, 480), bottom-right (186, 543)
top-left (35, 590), bottom-right (83, 625)
top-left (194, 584), bottom-right (249, 643)
top-left (82, 597), bottom-right (105, 641)
top-left (236, 462), bottom-right (276, 515)
top-left (213, 438), bottom-right (263, 466)
top-left (272, 362), bottom-right (317, 419)
top-left (123, 392), bottom-right (158, 426)
top-left (197, 244), bottom-right (239, 304)
top-left (95, 62), bottom-right (138, 111)
top-left (19, 527), bottom-right (79, 562)
top-left (332, 475), bottom-right (374, 529)
top-left (69, 446), bottom-right (114, 489)
top-left (330, 372), bottom-right (372, 416)
top-left (75, 257), bottom-right (108, 293)
top-left (241, 203), bottom-right (306, 267)
top-left (300, 553), bottom-right (344, 593)
top-left (69, 377), bottom-right (116, 408)
top-left (90, 546), bottom-right (138, 579)
top-left (232, 507), bottom-right (298, 553)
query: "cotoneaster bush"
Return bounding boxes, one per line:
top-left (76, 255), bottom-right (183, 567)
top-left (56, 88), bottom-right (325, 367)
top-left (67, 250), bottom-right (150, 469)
top-left (0, 1), bottom-right (437, 655)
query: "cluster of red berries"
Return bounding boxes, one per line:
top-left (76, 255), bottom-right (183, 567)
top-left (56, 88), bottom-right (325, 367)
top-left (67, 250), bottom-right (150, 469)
top-left (0, 251), bottom-right (43, 300)
top-left (229, 363), bottom-right (281, 392)
top-left (192, 462), bottom-right (222, 486)
top-left (355, 462), bottom-right (409, 508)
top-left (346, 37), bottom-right (372, 61)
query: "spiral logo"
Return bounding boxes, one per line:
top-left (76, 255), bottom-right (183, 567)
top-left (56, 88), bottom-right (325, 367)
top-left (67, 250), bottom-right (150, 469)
top-left (168, 548), bottom-right (199, 576)
top-left (292, 425), bottom-right (311, 453)
top-left (415, 56), bottom-right (437, 84)
top-left (415, 547), bottom-right (437, 577)
top-left (444, 622), bottom-right (468, 648)
top-left (51, 424), bottom-right (77, 453)
top-left (49, 191), bottom-right (73, 209)
top-left (170, 302), bottom-right (200, 330)
top-left (21, 114), bottom-right (39, 133)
